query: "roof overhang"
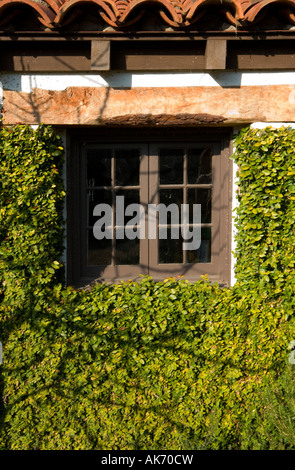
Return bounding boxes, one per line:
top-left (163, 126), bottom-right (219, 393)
top-left (1, 0), bottom-right (295, 33)
top-left (1, 0), bottom-right (295, 72)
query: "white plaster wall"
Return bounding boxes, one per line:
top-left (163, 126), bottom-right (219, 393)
top-left (2, 71), bottom-right (295, 91)
top-left (251, 122), bottom-right (295, 129)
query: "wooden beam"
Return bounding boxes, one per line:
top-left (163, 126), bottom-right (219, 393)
top-left (4, 84), bottom-right (295, 126)
top-left (91, 40), bottom-right (110, 71)
top-left (205, 39), bottom-right (227, 70)
top-left (2, 39), bottom-right (295, 72)
top-left (111, 41), bottom-right (205, 70)
top-left (0, 41), bottom-right (91, 72)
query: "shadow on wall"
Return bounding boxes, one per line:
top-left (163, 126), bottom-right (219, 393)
top-left (0, 70), bottom-right (244, 93)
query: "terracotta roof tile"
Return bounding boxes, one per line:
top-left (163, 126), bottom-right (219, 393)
top-left (0, 0), bottom-right (56, 27)
top-left (0, 0), bottom-right (295, 30)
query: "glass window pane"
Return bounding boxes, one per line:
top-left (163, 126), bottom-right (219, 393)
top-left (159, 230), bottom-right (183, 264)
top-left (87, 149), bottom-right (112, 186)
top-left (159, 148), bottom-right (184, 184)
top-left (187, 148), bottom-right (212, 184)
top-left (87, 230), bottom-right (112, 266)
top-left (159, 189), bottom-right (183, 225)
top-left (187, 188), bottom-right (211, 224)
top-left (115, 189), bottom-right (140, 227)
top-left (115, 237), bottom-right (140, 265)
top-left (88, 189), bottom-right (112, 227)
top-left (187, 227), bottom-right (211, 263)
top-left (115, 149), bottom-right (140, 186)
top-left (84, 143), bottom-right (215, 272)
top-left (115, 189), bottom-right (139, 206)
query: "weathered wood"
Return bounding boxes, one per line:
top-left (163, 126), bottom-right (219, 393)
top-left (91, 40), bottom-right (110, 71)
top-left (205, 39), bottom-right (227, 70)
top-left (0, 41), bottom-right (91, 72)
top-left (3, 85), bottom-right (295, 125)
top-left (227, 40), bottom-right (295, 70)
top-left (95, 113), bottom-right (225, 126)
top-left (111, 41), bottom-right (206, 70)
top-left (1, 39), bottom-right (295, 71)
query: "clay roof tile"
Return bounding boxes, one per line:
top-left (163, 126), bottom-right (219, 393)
top-left (0, 0), bottom-right (294, 29)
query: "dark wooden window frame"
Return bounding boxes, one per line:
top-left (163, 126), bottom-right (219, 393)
top-left (67, 127), bottom-right (232, 287)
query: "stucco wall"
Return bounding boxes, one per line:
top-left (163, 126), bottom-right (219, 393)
top-left (3, 71), bottom-right (295, 91)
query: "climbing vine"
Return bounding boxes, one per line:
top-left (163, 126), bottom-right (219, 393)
top-left (0, 124), bottom-right (295, 449)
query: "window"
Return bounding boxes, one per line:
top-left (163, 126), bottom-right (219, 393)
top-left (67, 128), bottom-right (232, 286)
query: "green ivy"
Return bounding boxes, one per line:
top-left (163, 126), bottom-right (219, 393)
top-left (233, 126), bottom-right (295, 296)
top-left (0, 125), bottom-right (65, 297)
top-left (1, 124), bottom-right (295, 449)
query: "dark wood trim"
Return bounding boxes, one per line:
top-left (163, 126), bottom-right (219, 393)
top-left (205, 38), bottom-right (227, 70)
top-left (227, 40), bottom-right (295, 70)
top-left (0, 40), bottom-right (91, 72)
top-left (1, 38), bottom-right (295, 72)
top-left (110, 41), bottom-right (206, 70)
top-left (67, 126), bottom-right (231, 143)
top-left (91, 40), bottom-right (110, 71)
top-left (3, 32), bottom-right (295, 40)
top-left (67, 127), bottom-right (232, 287)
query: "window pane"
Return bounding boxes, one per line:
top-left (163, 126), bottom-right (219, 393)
top-left (159, 189), bottom-right (183, 225)
top-left (159, 148), bottom-right (184, 184)
top-left (159, 229), bottom-right (183, 264)
top-left (88, 189), bottom-right (112, 227)
top-left (87, 231), bottom-right (112, 266)
top-left (115, 149), bottom-right (140, 186)
top-left (87, 149), bottom-right (112, 186)
top-left (114, 190), bottom-right (140, 265)
top-left (115, 189), bottom-right (140, 205)
top-left (115, 189), bottom-right (140, 227)
top-left (115, 237), bottom-right (140, 265)
top-left (187, 188), bottom-right (211, 224)
top-left (187, 227), bottom-right (211, 263)
top-left (81, 140), bottom-right (221, 280)
top-left (187, 148), bottom-right (212, 184)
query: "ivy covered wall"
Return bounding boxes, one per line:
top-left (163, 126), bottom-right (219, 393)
top-left (0, 124), bottom-right (295, 449)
